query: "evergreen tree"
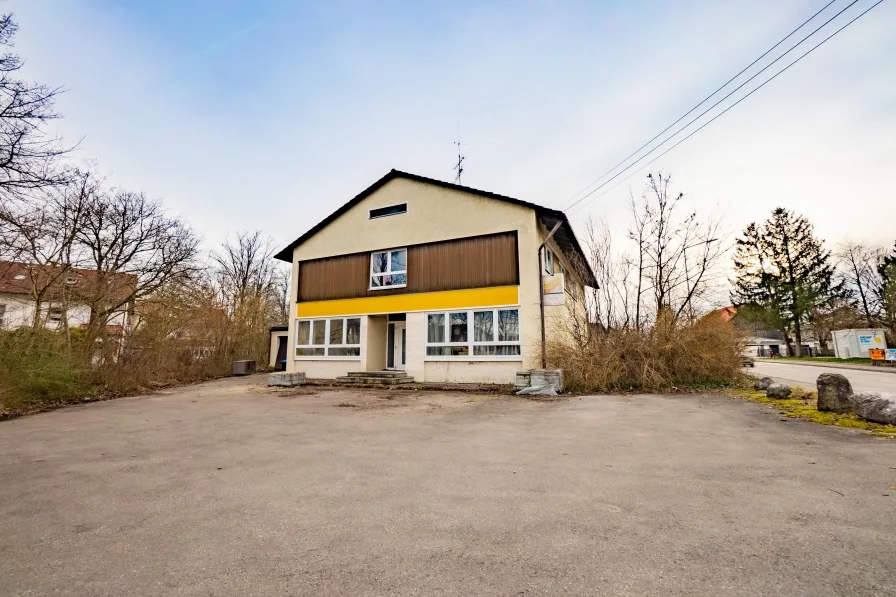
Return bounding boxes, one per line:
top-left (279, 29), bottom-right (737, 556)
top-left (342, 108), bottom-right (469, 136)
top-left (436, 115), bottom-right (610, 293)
top-left (732, 208), bottom-right (844, 357)
top-left (877, 243), bottom-right (896, 337)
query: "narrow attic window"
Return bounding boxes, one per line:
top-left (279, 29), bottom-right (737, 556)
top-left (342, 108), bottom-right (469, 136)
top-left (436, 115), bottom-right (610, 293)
top-left (369, 203), bottom-right (407, 219)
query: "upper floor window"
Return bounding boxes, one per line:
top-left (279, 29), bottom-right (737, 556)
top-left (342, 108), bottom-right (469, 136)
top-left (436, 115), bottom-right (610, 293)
top-left (369, 203), bottom-right (407, 219)
top-left (544, 249), bottom-right (555, 275)
top-left (370, 248), bottom-right (407, 289)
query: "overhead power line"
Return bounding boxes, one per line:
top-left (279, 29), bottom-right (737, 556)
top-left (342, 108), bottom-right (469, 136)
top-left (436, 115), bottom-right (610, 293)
top-left (563, 0), bottom-right (868, 214)
top-left (560, 0), bottom-right (839, 211)
top-left (567, 0), bottom-right (886, 215)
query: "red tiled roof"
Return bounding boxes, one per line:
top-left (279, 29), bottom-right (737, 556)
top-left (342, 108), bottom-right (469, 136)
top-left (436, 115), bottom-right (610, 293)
top-left (0, 261), bottom-right (137, 304)
top-left (706, 305), bottom-right (737, 322)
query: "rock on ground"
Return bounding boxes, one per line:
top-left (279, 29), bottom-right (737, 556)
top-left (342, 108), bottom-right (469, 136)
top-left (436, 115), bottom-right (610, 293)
top-left (766, 383), bottom-right (792, 399)
top-left (816, 373), bottom-right (853, 413)
top-left (754, 377), bottom-right (774, 391)
top-left (849, 392), bottom-right (896, 425)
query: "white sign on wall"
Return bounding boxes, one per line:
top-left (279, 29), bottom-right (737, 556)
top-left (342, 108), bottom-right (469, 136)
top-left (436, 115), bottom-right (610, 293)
top-left (543, 273), bottom-right (565, 306)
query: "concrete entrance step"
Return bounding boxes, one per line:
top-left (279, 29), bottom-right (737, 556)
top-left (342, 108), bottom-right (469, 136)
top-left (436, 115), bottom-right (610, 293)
top-left (335, 371), bottom-right (415, 386)
top-left (346, 370), bottom-right (411, 378)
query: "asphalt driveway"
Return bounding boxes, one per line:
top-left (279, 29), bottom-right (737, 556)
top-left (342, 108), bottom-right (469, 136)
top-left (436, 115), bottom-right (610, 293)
top-left (1, 376), bottom-right (895, 596)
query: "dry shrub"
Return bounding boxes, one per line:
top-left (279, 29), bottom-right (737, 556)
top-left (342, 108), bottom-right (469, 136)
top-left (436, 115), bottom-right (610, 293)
top-left (547, 312), bottom-right (744, 392)
top-left (0, 286), bottom-right (276, 415)
top-left (0, 329), bottom-right (92, 414)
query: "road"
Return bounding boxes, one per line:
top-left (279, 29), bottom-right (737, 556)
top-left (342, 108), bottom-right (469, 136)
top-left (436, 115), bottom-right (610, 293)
top-left (1, 376), bottom-right (895, 596)
top-left (753, 360), bottom-right (896, 393)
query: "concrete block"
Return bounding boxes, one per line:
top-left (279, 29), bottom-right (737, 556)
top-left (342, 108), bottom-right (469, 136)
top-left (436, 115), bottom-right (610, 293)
top-left (526, 369), bottom-right (564, 392)
top-left (268, 372), bottom-right (306, 387)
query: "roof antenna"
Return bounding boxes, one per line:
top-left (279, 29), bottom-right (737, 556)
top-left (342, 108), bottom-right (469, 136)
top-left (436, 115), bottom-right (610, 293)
top-left (453, 123), bottom-right (464, 184)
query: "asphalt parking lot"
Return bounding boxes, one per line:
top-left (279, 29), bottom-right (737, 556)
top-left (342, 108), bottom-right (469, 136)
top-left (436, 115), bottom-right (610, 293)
top-left (1, 376), bottom-right (895, 596)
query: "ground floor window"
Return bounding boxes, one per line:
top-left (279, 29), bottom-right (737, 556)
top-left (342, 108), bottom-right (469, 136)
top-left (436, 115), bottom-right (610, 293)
top-left (296, 317), bottom-right (361, 358)
top-left (426, 307), bottom-right (520, 359)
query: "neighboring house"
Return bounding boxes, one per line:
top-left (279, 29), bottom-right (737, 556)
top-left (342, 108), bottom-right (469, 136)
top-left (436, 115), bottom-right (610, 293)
top-left (710, 305), bottom-right (820, 357)
top-left (0, 261), bottom-right (135, 334)
top-left (274, 169), bottom-right (596, 384)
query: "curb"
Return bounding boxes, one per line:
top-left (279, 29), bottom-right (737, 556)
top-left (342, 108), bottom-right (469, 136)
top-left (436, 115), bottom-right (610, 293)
top-left (755, 359), bottom-right (896, 375)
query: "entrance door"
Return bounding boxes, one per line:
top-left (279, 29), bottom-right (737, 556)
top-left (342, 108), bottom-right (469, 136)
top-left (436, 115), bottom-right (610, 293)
top-left (389, 322), bottom-right (406, 370)
top-left (275, 336), bottom-right (287, 371)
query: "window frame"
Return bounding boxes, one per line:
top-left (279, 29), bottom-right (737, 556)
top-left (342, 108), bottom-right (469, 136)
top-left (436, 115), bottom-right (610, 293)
top-left (369, 248), bottom-right (408, 290)
top-left (425, 307), bottom-right (521, 361)
top-left (543, 249), bottom-right (555, 275)
top-left (369, 203), bottom-right (408, 220)
top-left (295, 316), bottom-right (362, 359)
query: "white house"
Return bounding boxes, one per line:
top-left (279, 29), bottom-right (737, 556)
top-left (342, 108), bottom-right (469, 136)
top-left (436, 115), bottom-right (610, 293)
top-left (0, 261), bottom-right (134, 334)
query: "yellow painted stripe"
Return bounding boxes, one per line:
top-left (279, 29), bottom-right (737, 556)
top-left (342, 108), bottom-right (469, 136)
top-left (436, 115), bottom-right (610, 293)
top-left (296, 286), bottom-right (519, 318)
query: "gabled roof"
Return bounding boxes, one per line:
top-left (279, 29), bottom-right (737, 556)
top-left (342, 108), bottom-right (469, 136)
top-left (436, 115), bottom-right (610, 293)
top-left (274, 169), bottom-right (597, 287)
top-left (0, 261), bottom-right (137, 303)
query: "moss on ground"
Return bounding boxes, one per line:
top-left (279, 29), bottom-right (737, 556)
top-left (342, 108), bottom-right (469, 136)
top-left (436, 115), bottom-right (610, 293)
top-left (731, 389), bottom-right (896, 438)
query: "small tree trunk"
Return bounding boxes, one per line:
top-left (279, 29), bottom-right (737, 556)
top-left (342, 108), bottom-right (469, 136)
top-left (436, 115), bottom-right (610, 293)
top-left (793, 320), bottom-right (804, 358)
top-left (781, 330), bottom-right (793, 356)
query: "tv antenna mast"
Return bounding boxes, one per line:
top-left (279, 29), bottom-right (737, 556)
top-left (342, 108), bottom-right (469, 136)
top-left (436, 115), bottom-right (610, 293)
top-left (453, 125), bottom-right (464, 184)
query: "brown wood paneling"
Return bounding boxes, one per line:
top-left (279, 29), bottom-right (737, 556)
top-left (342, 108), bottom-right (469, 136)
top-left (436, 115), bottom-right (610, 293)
top-left (405, 232), bottom-right (518, 293)
top-left (297, 232), bottom-right (519, 302)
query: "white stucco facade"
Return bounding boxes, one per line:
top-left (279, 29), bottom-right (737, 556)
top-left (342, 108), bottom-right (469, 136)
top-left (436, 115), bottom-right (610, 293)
top-left (0, 292), bottom-right (129, 331)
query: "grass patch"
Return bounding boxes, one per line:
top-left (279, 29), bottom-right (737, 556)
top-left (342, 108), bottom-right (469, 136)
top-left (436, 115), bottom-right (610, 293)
top-left (732, 388), bottom-right (896, 437)
top-left (770, 356), bottom-right (872, 365)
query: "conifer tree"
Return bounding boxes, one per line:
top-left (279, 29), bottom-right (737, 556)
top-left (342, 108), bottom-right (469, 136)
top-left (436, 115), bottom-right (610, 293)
top-left (732, 208), bottom-right (843, 357)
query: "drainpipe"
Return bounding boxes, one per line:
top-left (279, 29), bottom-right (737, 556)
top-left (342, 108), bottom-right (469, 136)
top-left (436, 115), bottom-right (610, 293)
top-left (538, 220), bottom-right (563, 369)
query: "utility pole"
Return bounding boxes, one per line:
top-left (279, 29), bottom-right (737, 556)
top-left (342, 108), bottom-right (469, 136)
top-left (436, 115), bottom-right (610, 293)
top-left (453, 125), bottom-right (464, 184)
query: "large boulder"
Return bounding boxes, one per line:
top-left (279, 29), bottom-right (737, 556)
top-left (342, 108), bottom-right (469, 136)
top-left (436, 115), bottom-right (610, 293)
top-left (766, 383), bottom-right (792, 399)
top-left (849, 392), bottom-right (896, 425)
top-left (754, 377), bottom-right (774, 391)
top-left (816, 373), bottom-right (853, 413)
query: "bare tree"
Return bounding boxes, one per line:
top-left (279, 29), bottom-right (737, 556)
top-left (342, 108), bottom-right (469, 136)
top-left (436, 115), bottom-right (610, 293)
top-left (583, 218), bottom-right (637, 331)
top-left (627, 191), bottom-right (649, 329)
top-left (0, 167), bottom-right (96, 329)
top-left (77, 189), bottom-right (200, 356)
top-left (272, 266), bottom-right (291, 325)
top-left (630, 172), bottom-right (726, 324)
top-left (212, 231), bottom-right (278, 315)
top-left (212, 231), bottom-right (285, 361)
top-left (836, 240), bottom-right (884, 327)
top-left (0, 15), bottom-right (69, 194)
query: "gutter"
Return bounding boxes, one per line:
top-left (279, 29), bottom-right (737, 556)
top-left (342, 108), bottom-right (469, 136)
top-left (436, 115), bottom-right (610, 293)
top-left (538, 221), bottom-right (563, 369)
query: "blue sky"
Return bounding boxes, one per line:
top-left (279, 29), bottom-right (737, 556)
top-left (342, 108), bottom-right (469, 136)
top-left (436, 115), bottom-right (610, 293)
top-left (10, 0), bottom-right (896, 255)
